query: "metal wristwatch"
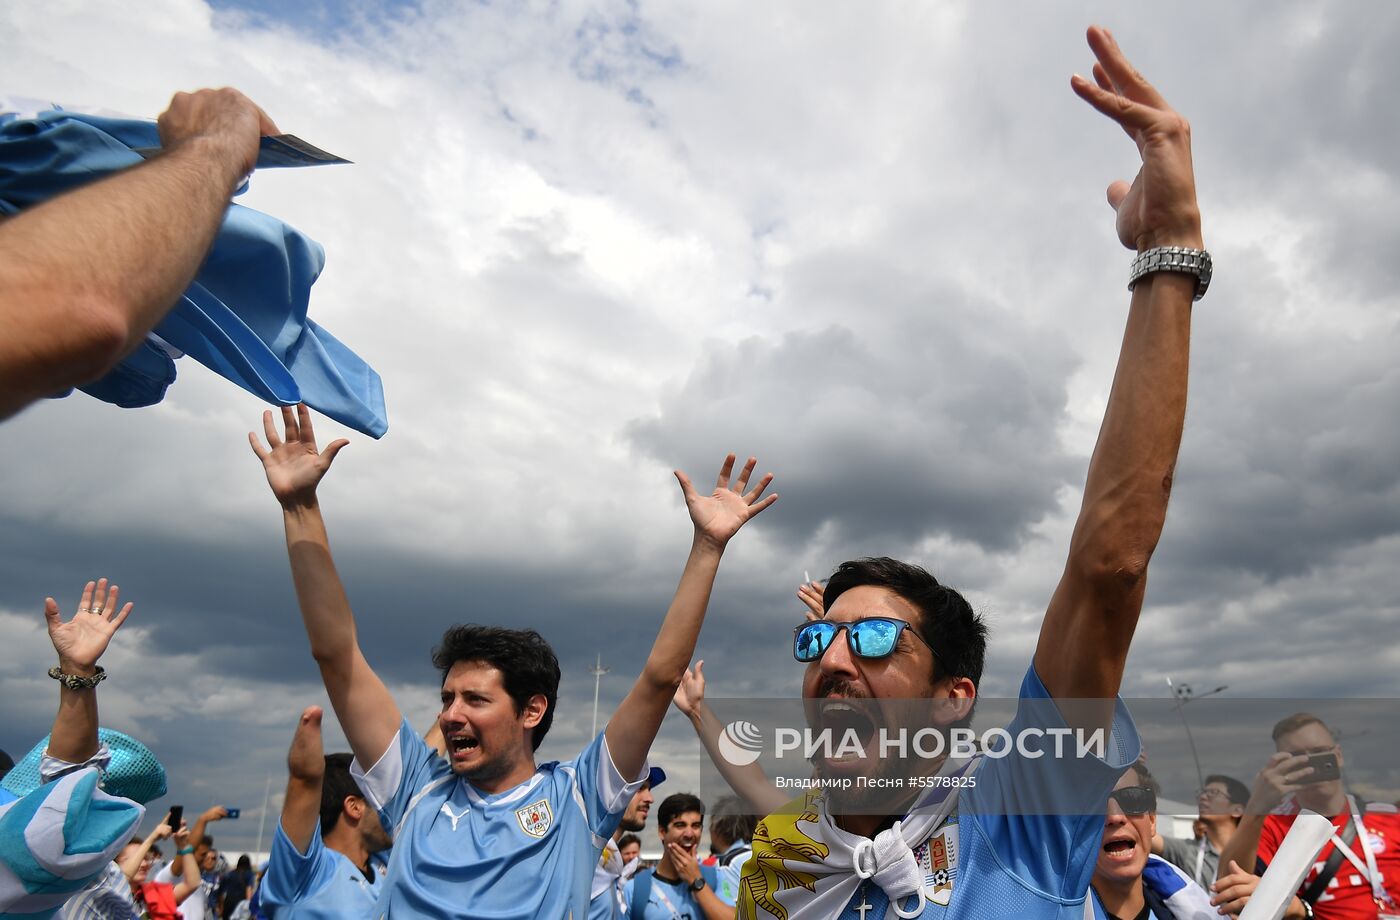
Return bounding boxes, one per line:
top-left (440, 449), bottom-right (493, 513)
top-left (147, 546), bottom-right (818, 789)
top-left (48, 665), bottom-right (106, 690)
top-left (689, 877), bottom-right (706, 893)
top-left (1127, 246), bottom-right (1213, 301)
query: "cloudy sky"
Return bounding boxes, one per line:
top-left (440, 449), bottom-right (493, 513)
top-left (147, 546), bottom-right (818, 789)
top-left (3, 0), bottom-right (1398, 852)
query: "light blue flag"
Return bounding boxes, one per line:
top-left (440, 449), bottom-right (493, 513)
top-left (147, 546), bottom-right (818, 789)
top-left (0, 104), bottom-right (387, 437)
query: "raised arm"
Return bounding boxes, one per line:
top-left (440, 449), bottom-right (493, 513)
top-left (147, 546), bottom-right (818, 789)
top-left (250, 404), bottom-right (402, 769)
top-left (605, 455), bottom-right (777, 783)
top-left (171, 822), bottom-right (202, 904)
top-left (43, 579), bottom-right (133, 764)
top-left (1215, 751), bottom-right (1313, 882)
top-left (674, 661), bottom-right (789, 817)
top-left (1033, 26), bottom-right (1203, 705)
top-left (0, 88), bottom-right (276, 419)
top-left (280, 707), bottom-right (327, 854)
top-left (119, 818), bottom-right (172, 881)
top-left (187, 804), bottom-right (228, 852)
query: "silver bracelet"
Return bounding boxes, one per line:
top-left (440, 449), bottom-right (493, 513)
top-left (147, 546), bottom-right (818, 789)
top-left (48, 665), bottom-right (106, 690)
top-left (1128, 246), bottom-right (1212, 301)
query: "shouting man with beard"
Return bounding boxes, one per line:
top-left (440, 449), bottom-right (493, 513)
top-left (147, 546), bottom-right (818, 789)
top-left (739, 25), bottom-right (1209, 920)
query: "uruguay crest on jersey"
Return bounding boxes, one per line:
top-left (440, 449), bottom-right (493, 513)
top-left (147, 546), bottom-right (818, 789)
top-left (516, 798), bottom-right (554, 838)
top-left (913, 822), bottom-right (959, 906)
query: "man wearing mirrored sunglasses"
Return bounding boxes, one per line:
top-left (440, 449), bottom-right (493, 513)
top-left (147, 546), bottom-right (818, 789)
top-left (740, 25), bottom-right (1207, 920)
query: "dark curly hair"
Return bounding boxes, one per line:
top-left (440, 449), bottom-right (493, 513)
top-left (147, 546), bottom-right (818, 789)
top-left (432, 625), bottom-right (561, 751)
top-left (823, 557), bottom-right (988, 693)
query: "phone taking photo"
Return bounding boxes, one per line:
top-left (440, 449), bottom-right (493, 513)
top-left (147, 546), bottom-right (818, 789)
top-left (167, 805), bottom-right (183, 830)
top-left (1301, 751), bottom-right (1341, 784)
top-left (225, 807), bottom-right (241, 819)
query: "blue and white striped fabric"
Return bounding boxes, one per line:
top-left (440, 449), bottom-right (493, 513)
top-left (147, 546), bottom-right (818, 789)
top-left (0, 768), bottom-right (143, 919)
top-left (0, 101), bottom-right (387, 438)
top-left (57, 862), bottom-right (138, 920)
top-left (1087, 855), bottom-right (1216, 920)
top-left (1140, 855), bottom-right (1216, 919)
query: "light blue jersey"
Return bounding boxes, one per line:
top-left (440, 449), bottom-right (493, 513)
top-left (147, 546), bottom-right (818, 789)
top-left (352, 720), bottom-right (645, 919)
top-left (715, 841), bottom-right (751, 906)
top-left (741, 666), bottom-right (1141, 919)
top-left (622, 874), bottom-right (702, 920)
top-left (836, 667), bottom-right (1139, 919)
top-left (260, 821), bottom-right (381, 918)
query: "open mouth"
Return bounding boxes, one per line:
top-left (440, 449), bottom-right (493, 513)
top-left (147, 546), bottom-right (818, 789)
top-left (818, 699), bottom-right (878, 768)
top-left (1102, 838), bottom-right (1137, 861)
top-left (448, 735), bottom-right (480, 759)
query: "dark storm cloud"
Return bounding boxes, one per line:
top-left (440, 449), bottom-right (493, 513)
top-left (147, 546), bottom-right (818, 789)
top-left (626, 250), bottom-right (1081, 555)
top-left (0, 510), bottom-right (766, 688)
top-left (1141, 312), bottom-right (1400, 599)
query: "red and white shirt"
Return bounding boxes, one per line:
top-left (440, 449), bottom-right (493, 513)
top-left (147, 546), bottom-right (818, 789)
top-left (1259, 805), bottom-right (1400, 920)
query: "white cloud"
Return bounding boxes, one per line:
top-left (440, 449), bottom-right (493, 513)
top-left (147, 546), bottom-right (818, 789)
top-left (3, 0), bottom-right (1399, 843)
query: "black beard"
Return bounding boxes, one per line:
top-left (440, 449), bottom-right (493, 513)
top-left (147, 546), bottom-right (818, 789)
top-left (619, 815), bottom-right (646, 832)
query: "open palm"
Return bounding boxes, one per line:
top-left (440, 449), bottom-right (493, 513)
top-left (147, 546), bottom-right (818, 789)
top-left (675, 454), bottom-right (777, 548)
top-left (249, 405), bottom-right (349, 506)
top-left (46, 578), bottom-right (133, 671)
top-left (1072, 27), bottom-right (1202, 253)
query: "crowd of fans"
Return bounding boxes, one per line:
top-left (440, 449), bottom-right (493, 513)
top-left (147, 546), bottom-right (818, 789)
top-left (4, 21), bottom-right (1396, 920)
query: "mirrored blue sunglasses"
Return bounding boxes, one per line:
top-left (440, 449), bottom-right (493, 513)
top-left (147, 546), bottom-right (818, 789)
top-left (792, 617), bottom-right (933, 663)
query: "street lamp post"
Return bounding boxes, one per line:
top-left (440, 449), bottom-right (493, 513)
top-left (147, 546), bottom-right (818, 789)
top-left (1165, 676), bottom-right (1228, 789)
top-left (589, 654), bottom-right (610, 737)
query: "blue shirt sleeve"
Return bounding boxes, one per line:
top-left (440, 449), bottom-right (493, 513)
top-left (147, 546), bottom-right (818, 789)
top-left (261, 821), bottom-right (336, 907)
top-left (350, 717), bottom-right (447, 833)
top-left (961, 664), bottom-right (1141, 902)
top-left (566, 730), bottom-right (646, 843)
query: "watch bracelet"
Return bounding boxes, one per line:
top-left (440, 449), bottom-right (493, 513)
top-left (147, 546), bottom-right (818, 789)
top-left (47, 664), bottom-right (107, 690)
top-left (1127, 245), bottom-right (1212, 301)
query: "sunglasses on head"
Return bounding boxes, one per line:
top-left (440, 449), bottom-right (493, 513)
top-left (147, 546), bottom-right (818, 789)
top-left (1109, 785), bottom-right (1156, 816)
top-left (793, 617), bottom-right (933, 663)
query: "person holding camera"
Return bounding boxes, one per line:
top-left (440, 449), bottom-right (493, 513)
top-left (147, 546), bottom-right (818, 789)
top-left (1213, 713), bottom-right (1400, 919)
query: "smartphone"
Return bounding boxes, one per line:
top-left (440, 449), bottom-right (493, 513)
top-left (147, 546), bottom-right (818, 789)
top-left (1301, 751), bottom-right (1341, 784)
top-left (225, 808), bottom-right (241, 819)
top-left (167, 805), bottom-right (183, 830)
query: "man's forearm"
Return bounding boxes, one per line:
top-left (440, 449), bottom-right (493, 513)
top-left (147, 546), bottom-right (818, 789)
top-left (45, 672), bottom-right (100, 764)
top-left (689, 704), bottom-right (787, 817)
top-left (174, 851), bottom-right (201, 902)
top-left (280, 777), bottom-right (322, 854)
top-left (1073, 270), bottom-right (1195, 562)
top-left (1036, 270), bottom-right (1196, 701)
top-left (697, 884), bottom-right (735, 920)
top-left (0, 139), bottom-right (247, 405)
top-left (281, 500), bottom-right (359, 667)
top-left (639, 538), bottom-right (724, 691)
top-left (119, 832), bottom-right (160, 881)
top-left (188, 816), bottom-right (212, 850)
top-left (1216, 813), bottom-right (1265, 881)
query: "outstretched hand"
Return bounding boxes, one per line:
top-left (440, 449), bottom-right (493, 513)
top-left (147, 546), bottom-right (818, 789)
top-left (674, 454), bottom-right (777, 549)
top-left (249, 405), bottom-right (349, 508)
top-left (45, 579), bottom-right (133, 673)
top-left (1071, 25), bottom-right (1202, 253)
top-left (672, 660), bottom-right (706, 717)
top-left (287, 706), bottom-right (326, 782)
